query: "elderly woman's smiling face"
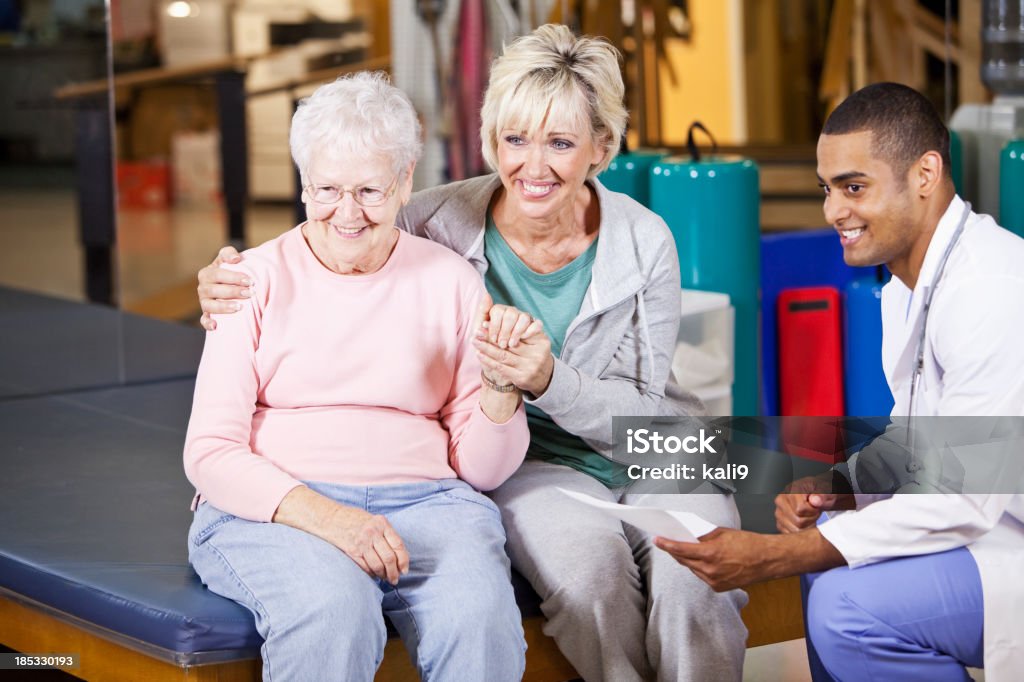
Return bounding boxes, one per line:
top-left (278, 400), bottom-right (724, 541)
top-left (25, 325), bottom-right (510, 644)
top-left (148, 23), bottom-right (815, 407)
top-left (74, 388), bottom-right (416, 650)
top-left (303, 152), bottom-right (413, 273)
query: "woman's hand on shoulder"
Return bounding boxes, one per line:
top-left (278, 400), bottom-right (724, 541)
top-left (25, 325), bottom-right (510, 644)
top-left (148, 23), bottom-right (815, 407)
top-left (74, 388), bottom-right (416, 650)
top-left (197, 245), bottom-right (250, 331)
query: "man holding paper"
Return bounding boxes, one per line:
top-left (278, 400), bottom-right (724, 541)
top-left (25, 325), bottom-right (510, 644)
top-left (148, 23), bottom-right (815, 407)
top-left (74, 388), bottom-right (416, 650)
top-left (655, 83), bottom-right (1024, 681)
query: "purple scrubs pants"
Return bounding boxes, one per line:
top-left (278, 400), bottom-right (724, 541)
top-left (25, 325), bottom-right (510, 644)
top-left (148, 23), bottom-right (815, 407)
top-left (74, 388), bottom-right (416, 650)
top-left (801, 545), bottom-right (984, 682)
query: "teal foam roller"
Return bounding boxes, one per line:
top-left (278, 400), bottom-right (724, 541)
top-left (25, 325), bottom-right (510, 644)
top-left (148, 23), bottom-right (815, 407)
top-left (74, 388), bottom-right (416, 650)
top-left (650, 156), bottom-right (761, 416)
top-left (1001, 139), bottom-right (1024, 238)
top-left (599, 150), bottom-right (668, 207)
top-left (950, 129), bottom-right (964, 196)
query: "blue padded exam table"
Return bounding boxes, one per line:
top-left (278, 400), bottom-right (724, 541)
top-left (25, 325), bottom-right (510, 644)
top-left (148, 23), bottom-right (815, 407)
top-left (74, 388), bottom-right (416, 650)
top-left (0, 286), bottom-right (204, 400)
top-left (0, 285), bottom-right (266, 679)
top-left (0, 286), bottom-right (573, 682)
top-left (0, 381), bottom-right (263, 673)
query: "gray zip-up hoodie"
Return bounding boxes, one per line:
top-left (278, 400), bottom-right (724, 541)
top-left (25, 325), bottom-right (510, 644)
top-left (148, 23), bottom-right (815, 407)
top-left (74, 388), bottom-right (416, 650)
top-left (397, 174), bottom-right (705, 461)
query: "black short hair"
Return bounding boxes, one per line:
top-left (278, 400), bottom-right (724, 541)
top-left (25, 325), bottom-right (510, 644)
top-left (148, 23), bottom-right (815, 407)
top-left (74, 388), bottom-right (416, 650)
top-left (822, 82), bottom-right (952, 179)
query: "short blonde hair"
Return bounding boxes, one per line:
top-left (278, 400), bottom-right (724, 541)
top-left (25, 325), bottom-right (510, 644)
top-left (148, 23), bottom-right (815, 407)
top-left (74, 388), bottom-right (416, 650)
top-left (290, 71), bottom-right (422, 185)
top-left (480, 24), bottom-right (626, 178)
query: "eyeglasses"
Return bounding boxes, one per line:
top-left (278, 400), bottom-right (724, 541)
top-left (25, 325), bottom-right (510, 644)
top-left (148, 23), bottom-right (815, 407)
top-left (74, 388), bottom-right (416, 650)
top-left (302, 176), bottom-right (399, 208)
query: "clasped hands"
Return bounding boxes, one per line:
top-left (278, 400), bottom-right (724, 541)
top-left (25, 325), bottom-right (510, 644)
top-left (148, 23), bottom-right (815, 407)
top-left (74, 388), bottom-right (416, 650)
top-left (773, 471), bottom-right (856, 534)
top-left (472, 294), bottom-right (554, 397)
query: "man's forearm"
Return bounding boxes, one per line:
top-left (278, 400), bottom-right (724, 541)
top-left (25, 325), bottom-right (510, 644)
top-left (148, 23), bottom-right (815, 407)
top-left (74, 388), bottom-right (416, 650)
top-left (767, 528), bottom-right (847, 578)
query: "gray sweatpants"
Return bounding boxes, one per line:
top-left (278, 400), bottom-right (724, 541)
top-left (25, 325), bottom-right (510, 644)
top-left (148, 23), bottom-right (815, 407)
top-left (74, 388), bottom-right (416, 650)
top-left (489, 459), bottom-right (748, 682)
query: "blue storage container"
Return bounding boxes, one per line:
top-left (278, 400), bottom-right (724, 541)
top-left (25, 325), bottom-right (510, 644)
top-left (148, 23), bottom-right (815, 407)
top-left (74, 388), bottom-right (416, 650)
top-left (843, 277), bottom-right (894, 416)
top-left (760, 230), bottom-right (876, 415)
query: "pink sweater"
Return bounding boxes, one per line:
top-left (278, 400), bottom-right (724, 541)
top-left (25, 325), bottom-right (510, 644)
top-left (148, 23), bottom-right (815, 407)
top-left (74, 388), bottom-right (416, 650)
top-left (184, 227), bottom-right (528, 522)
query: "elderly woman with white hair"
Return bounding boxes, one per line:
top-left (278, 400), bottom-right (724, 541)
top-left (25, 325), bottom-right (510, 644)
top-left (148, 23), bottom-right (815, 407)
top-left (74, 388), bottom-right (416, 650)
top-left (183, 72), bottom-right (529, 682)
top-left (197, 25), bottom-right (748, 682)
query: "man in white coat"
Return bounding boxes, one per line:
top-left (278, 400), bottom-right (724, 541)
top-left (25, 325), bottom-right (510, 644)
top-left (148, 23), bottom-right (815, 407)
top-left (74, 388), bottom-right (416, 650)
top-left (656, 82), bottom-right (1024, 681)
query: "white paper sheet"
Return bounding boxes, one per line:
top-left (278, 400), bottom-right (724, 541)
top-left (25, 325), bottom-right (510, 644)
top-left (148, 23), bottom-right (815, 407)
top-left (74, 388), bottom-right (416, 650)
top-left (557, 488), bottom-right (718, 543)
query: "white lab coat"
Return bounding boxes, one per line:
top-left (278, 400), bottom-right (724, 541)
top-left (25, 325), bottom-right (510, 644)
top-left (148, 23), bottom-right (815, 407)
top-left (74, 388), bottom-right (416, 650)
top-left (818, 195), bottom-right (1024, 681)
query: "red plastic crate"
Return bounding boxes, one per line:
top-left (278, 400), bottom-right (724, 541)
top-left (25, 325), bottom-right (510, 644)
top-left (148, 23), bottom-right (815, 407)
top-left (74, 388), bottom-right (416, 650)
top-left (116, 161), bottom-right (172, 209)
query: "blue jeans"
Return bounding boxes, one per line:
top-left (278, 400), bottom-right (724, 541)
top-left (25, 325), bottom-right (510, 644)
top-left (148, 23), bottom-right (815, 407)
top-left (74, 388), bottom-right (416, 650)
top-left (802, 546), bottom-right (984, 682)
top-left (188, 479), bottom-right (526, 682)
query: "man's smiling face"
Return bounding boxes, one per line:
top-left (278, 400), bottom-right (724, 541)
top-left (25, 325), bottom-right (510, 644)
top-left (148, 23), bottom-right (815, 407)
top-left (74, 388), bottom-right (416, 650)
top-left (816, 130), bottom-right (926, 283)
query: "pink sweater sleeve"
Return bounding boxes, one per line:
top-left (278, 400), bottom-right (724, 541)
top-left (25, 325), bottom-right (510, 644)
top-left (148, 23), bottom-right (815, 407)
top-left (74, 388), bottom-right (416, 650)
top-left (442, 279), bottom-right (529, 490)
top-left (183, 263), bottom-right (304, 522)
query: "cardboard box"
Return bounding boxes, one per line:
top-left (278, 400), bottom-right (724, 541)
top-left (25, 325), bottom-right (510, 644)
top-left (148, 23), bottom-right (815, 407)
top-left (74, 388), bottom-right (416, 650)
top-left (128, 84), bottom-right (218, 160)
top-left (171, 130), bottom-right (221, 204)
top-left (251, 152), bottom-right (296, 200)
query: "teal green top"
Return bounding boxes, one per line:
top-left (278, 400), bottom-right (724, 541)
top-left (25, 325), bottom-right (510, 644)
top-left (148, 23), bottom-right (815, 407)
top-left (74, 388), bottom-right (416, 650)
top-left (483, 216), bottom-right (629, 487)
